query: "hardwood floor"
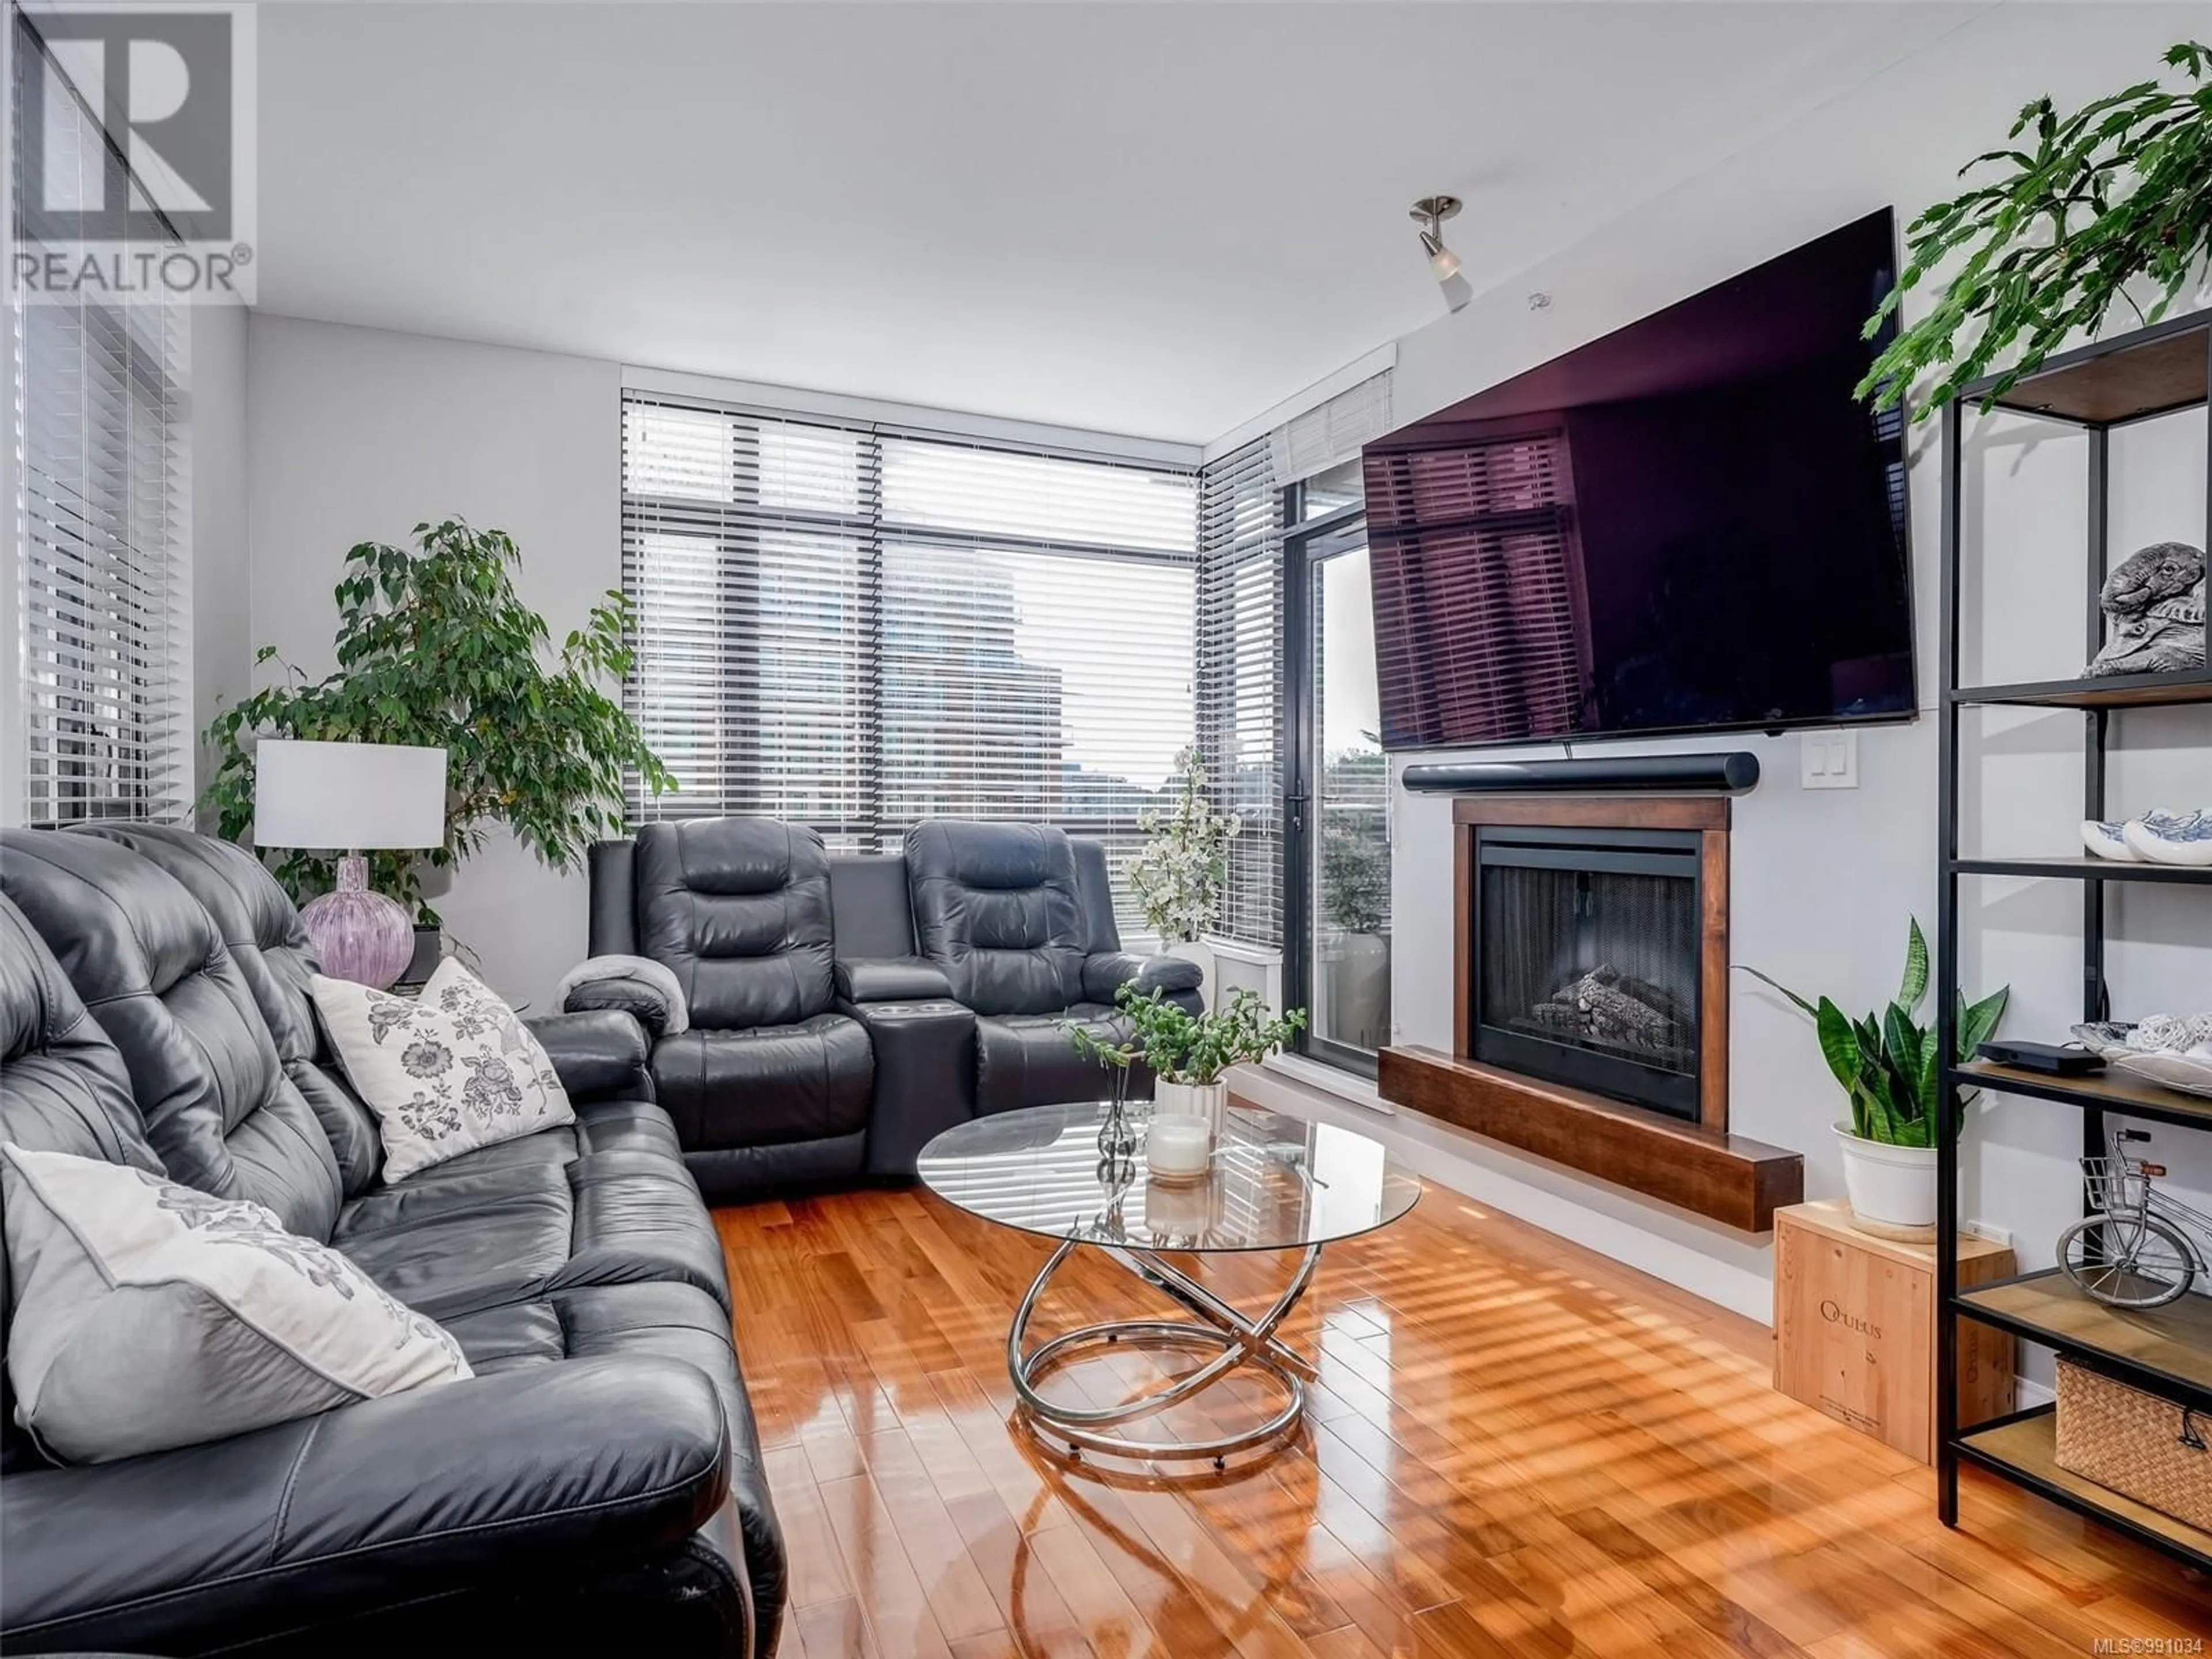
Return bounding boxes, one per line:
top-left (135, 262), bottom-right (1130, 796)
top-left (715, 1178), bottom-right (2211, 1658)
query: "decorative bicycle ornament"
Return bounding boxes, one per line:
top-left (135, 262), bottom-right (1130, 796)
top-left (2057, 1129), bottom-right (2212, 1309)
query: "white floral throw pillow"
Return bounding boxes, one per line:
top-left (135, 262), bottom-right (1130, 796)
top-left (313, 959), bottom-right (574, 1181)
top-left (1, 1143), bottom-right (471, 1463)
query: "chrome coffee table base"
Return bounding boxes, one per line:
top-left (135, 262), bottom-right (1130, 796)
top-left (1006, 1235), bottom-right (1321, 1465)
top-left (921, 1101), bottom-right (1419, 1465)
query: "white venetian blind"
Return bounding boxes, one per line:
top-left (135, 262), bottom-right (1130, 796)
top-left (1195, 437), bottom-right (1283, 949)
top-left (620, 400), bottom-right (875, 834)
top-left (620, 394), bottom-right (1199, 941)
top-left (1267, 372), bottom-right (1393, 487)
top-left (12, 13), bottom-right (194, 826)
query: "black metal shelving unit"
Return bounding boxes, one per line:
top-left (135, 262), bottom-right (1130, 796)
top-left (1935, 309), bottom-right (2212, 1574)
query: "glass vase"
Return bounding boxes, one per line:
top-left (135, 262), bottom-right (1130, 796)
top-left (1096, 1067), bottom-right (1138, 1161)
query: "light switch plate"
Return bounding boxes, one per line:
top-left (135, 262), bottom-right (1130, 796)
top-left (1800, 729), bottom-right (1859, 789)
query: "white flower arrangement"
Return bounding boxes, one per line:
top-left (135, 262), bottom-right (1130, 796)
top-left (1126, 744), bottom-right (1240, 945)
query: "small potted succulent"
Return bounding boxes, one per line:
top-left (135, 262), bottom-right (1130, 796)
top-left (1101, 983), bottom-right (1306, 1132)
top-left (1742, 920), bottom-right (2008, 1234)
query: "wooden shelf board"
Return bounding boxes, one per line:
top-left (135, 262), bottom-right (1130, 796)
top-left (1986, 319), bottom-right (2210, 425)
top-left (1950, 668), bottom-right (2212, 709)
top-left (1958, 1410), bottom-right (2212, 1566)
top-left (1959, 1272), bottom-right (2212, 1399)
top-left (1377, 1046), bottom-right (1801, 1232)
top-left (1950, 857), bottom-right (2212, 886)
top-left (1956, 1059), bottom-right (2212, 1129)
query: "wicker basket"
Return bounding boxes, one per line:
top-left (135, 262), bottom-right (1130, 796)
top-left (2054, 1360), bottom-right (2212, 1532)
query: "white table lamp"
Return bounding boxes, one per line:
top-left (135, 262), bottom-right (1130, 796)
top-left (253, 739), bottom-right (448, 988)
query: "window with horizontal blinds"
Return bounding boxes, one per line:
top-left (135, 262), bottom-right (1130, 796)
top-left (620, 393), bottom-right (1198, 942)
top-left (1194, 437), bottom-right (1283, 949)
top-left (621, 400), bottom-right (875, 834)
top-left (1365, 431), bottom-right (1585, 748)
top-left (11, 12), bottom-right (194, 827)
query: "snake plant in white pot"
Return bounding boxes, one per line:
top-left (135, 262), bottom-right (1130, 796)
top-left (1742, 920), bottom-right (2009, 1234)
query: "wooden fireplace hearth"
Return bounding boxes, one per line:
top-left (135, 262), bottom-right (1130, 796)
top-left (1378, 796), bottom-right (1802, 1232)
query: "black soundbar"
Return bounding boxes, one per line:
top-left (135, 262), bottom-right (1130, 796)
top-left (1398, 752), bottom-right (1760, 794)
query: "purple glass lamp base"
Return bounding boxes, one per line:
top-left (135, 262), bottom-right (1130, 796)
top-left (301, 854), bottom-right (415, 990)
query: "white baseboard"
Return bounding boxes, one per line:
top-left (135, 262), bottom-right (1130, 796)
top-left (1257, 1052), bottom-right (1388, 1112)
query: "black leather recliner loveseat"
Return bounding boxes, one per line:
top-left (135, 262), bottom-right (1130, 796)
top-left (585, 817), bottom-right (1203, 1201)
top-left (0, 823), bottom-right (784, 1659)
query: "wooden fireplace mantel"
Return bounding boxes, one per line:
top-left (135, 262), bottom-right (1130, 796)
top-left (1378, 793), bottom-right (1804, 1233)
top-left (1377, 1046), bottom-right (1802, 1232)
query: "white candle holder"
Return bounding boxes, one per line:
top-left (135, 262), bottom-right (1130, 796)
top-left (1145, 1113), bottom-right (1213, 1180)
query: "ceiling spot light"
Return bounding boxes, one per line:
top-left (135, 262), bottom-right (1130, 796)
top-left (1411, 196), bottom-right (1469, 312)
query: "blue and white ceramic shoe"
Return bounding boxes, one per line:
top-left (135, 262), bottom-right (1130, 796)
top-left (2122, 808), bottom-right (2212, 866)
top-left (2080, 819), bottom-right (2141, 861)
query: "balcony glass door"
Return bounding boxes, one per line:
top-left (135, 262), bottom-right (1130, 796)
top-left (1285, 506), bottom-right (1391, 1074)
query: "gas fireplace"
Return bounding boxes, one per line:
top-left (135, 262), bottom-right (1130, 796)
top-left (1379, 796), bottom-right (1797, 1229)
top-left (1450, 798), bottom-right (1731, 1134)
top-left (1471, 824), bottom-right (1706, 1121)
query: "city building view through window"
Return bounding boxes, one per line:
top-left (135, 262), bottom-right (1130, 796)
top-left (621, 397), bottom-right (1200, 942)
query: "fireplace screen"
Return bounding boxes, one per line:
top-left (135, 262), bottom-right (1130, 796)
top-left (1471, 827), bottom-right (1704, 1119)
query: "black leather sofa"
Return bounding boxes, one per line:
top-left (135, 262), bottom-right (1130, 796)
top-left (0, 824), bottom-right (784, 1659)
top-left (588, 817), bottom-right (1203, 1199)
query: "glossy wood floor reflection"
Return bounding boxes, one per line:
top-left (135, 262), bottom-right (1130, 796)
top-left (714, 1180), bottom-right (2210, 1658)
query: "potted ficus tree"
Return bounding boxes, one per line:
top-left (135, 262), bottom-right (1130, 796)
top-left (1742, 920), bottom-right (2009, 1235)
top-left (1126, 743), bottom-right (1240, 1005)
top-left (203, 519), bottom-right (673, 949)
top-left (1103, 982), bottom-right (1307, 1131)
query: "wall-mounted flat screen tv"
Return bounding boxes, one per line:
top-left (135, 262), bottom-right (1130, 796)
top-left (1362, 208), bottom-right (1914, 751)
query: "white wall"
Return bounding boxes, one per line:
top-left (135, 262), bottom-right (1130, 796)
top-left (1378, 3), bottom-right (2211, 1324)
top-left (246, 315), bottom-right (622, 1011)
top-left (191, 300), bottom-right (252, 814)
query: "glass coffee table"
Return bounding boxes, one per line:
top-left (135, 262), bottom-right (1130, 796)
top-left (916, 1100), bottom-right (1420, 1465)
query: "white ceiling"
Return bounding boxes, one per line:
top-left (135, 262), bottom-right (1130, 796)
top-left (255, 2), bottom-right (1979, 444)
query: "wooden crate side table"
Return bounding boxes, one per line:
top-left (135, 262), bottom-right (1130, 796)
top-left (1774, 1199), bottom-right (2016, 1463)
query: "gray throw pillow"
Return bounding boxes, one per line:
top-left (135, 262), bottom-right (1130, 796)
top-left (313, 958), bottom-right (574, 1181)
top-left (2, 1142), bottom-right (470, 1464)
